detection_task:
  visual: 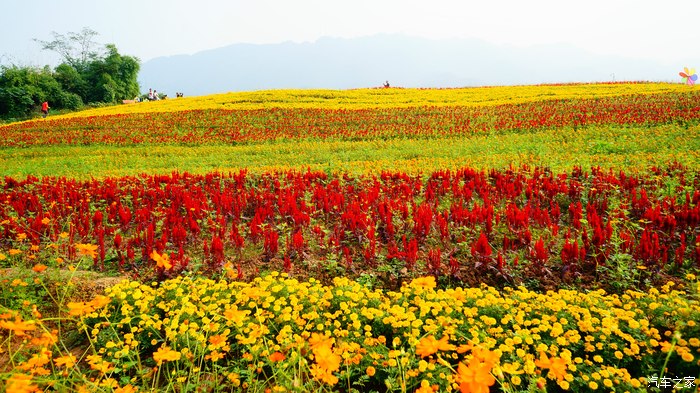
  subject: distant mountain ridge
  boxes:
[139,34,677,97]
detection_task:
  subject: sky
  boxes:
[1,0,698,72]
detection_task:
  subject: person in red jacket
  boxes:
[41,101,49,118]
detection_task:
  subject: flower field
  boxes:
[1,83,700,392]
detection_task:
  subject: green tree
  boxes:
[0,65,69,119]
[83,44,140,103]
[33,27,101,71]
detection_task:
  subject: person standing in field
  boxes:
[41,101,49,118]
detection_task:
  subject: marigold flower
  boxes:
[366,366,376,377]
[32,264,47,273]
[410,276,436,290]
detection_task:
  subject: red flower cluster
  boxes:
[1,164,698,285]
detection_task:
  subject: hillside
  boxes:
[138,34,677,96]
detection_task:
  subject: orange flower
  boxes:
[310,364,339,385]
[223,307,250,325]
[75,243,98,258]
[54,354,77,368]
[270,351,286,362]
[534,352,568,382]
[0,318,36,336]
[313,343,341,372]
[32,264,47,273]
[67,301,95,316]
[455,357,496,393]
[208,334,227,349]
[416,335,454,358]
[366,366,376,377]
[5,373,39,392]
[150,250,173,270]
[153,345,181,365]
[114,385,138,393]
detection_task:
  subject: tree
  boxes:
[0,65,66,119]
[83,44,140,103]
[34,27,101,71]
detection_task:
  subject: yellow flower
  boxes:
[410,276,436,290]
[415,380,436,393]
[153,345,181,365]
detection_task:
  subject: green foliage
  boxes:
[0,31,140,120]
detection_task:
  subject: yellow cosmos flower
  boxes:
[150,250,173,270]
[415,335,454,358]
[54,354,77,368]
[75,243,98,258]
[534,352,568,382]
[153,345,182,365]
[0,318,36,336]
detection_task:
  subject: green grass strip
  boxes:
[2,123,698,179]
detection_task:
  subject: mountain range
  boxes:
[138,34,681,97]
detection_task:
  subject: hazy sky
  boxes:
[1,0,698,69]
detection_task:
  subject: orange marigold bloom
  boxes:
[0,318,36,336]
[455,357,496,393]
[32,264,47,273]
[534,352,568,382]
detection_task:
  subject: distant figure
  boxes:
[148,88,154,101]
[153,90,159,100]
[383,80,390,88]
[176,92,184,98]
[41,101,49,118]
